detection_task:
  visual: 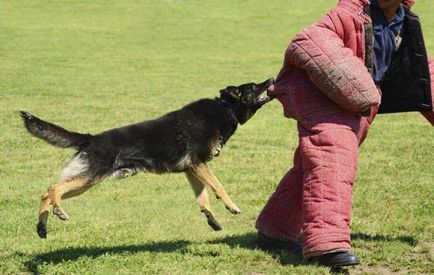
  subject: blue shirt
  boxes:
[370,1,405,84]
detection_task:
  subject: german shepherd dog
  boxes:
[20,78,274,238]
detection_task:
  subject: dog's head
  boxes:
[219,78,274,124]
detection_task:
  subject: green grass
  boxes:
[1,0,433,274]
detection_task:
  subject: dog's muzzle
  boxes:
[257,78,275,105]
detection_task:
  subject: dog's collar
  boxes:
[218,98,238,125]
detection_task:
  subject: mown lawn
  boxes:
[1,0,433,274]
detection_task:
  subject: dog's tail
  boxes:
[19,111,92,149]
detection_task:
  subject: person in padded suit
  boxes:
[256,0,433,267]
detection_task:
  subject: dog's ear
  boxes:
[220,86,240,98]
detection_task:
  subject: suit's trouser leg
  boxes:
[299,113,369,259]
[255,147,303,242]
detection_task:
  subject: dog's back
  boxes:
[88,98,237,176]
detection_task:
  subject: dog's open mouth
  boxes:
[256,78,274,104]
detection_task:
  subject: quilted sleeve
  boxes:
[286,12,380,113]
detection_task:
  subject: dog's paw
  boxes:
[36,222,47,238]
[202,209,223,231]
[207,217,223,231]
[226,204,241,215]
[53,206,69,221]
[112,168,138,179]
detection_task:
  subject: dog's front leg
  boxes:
[186,171,222,231]
[189,163,241,215]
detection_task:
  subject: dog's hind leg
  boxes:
[48,177,92,221]
[189,163,241,215]
[37,192,51,238]
[186,171,223,231]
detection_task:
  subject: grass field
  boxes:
[1,0,433,274]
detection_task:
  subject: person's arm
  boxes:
[400,0,433,126]
[285,7,380,113]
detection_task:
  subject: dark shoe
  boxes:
[308,252,360,267]
[257,232,302,254]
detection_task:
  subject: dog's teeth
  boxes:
[258,96,268,102]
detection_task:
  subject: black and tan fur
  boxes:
[20,78,274,238]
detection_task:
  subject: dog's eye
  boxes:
[227,87,240,98]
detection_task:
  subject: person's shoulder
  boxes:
[334,0,367,14]
[321,0,367,25]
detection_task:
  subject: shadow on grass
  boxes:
[207,233,350,274]
[25,240,190,274]
[24,231,416,274]
[351,232,417,246]
[207,231,417,274]
[207,232,304,266]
